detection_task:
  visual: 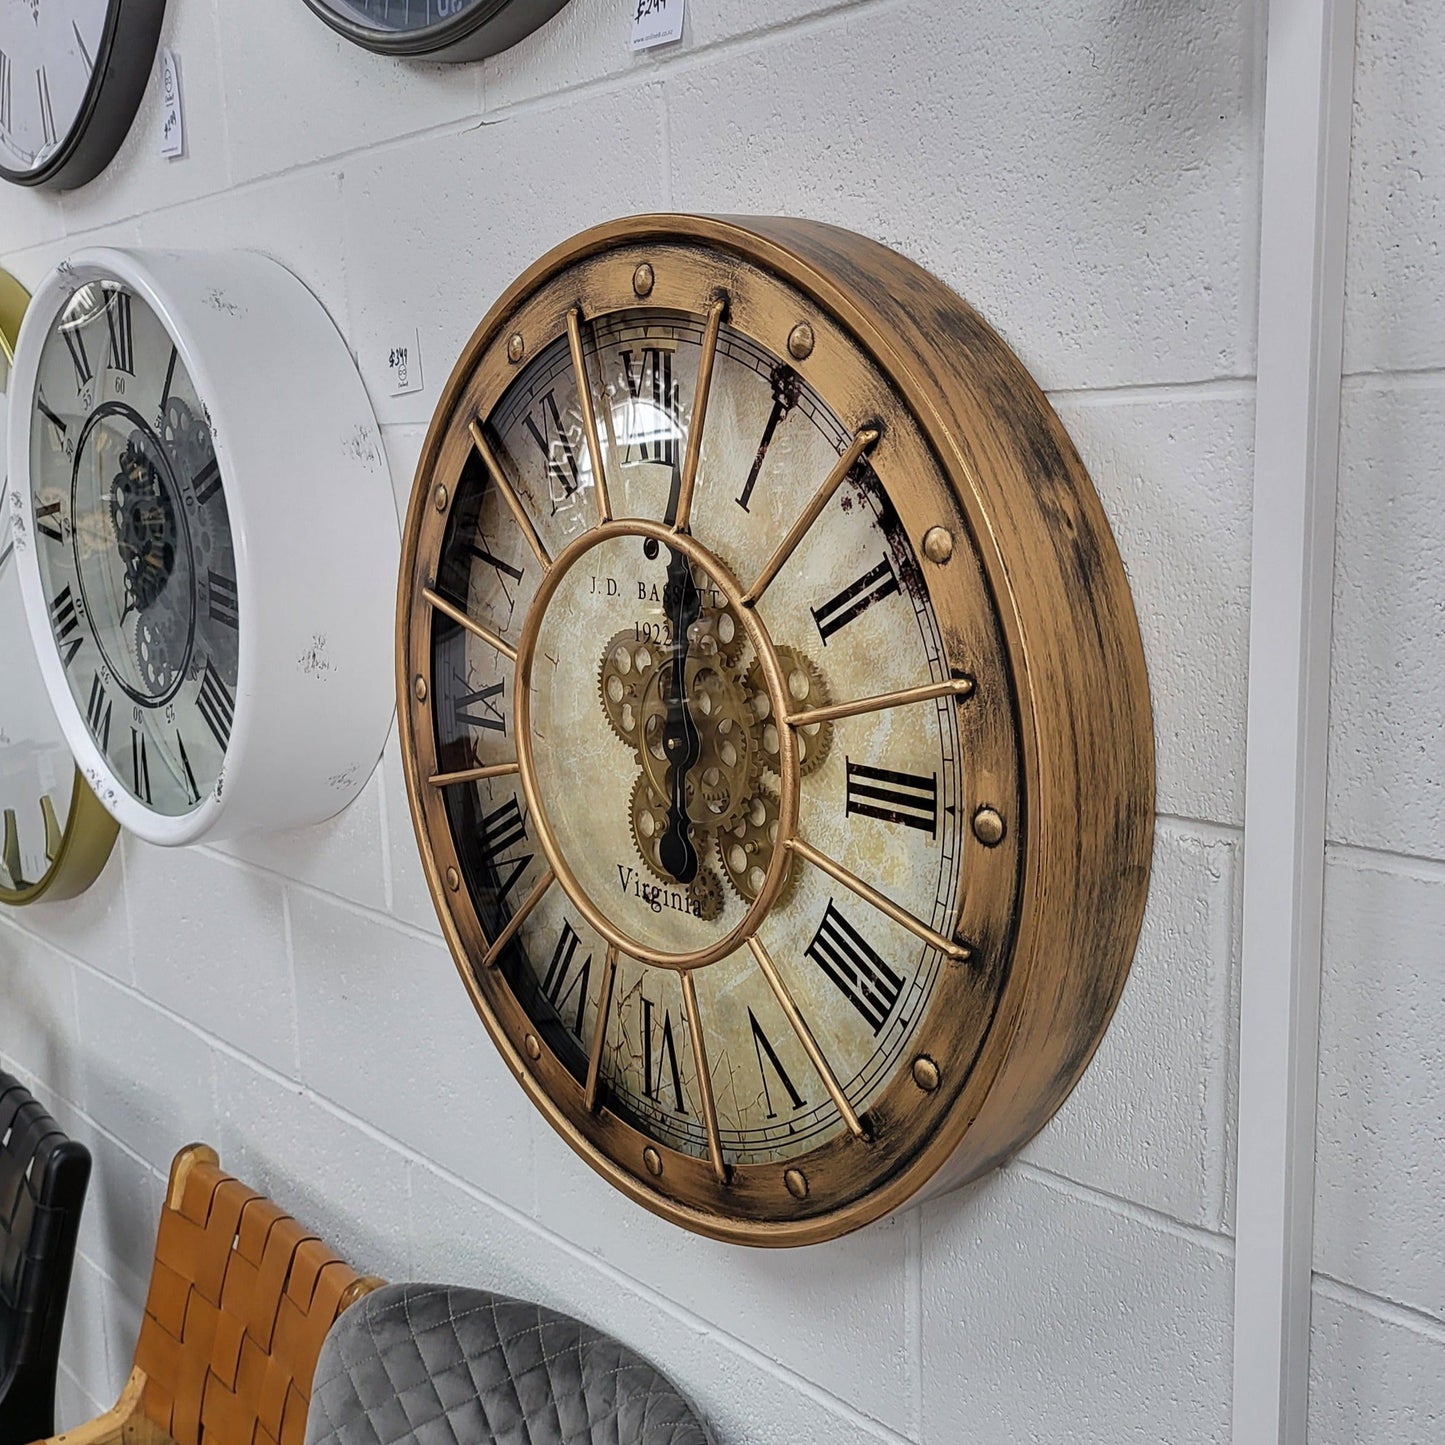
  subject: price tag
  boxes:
[158,49,185,159]
[631,0,685,52]
[385,331,424,397]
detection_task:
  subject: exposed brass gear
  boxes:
[747,646,835,778]
[599,630,659,748]
[718,783,795,908]
[689,866,725,923]
[630,778,724,922]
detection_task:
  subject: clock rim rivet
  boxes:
[973,806,1006,847]
[643,1146,664,1177]
[434,484,449,512]
[923,526,955,565]
[912,1056,941,1093]
[507,332,525,364]
[633,263,656,297]
[784,1168,809,1201]
[523,1033,541,1061]
[413,675,428,703]
[445,866,460,892]
[787,322,815,360]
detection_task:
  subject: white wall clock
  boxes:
[0,266,119,905]
[0,0,166,191]
[297,0,570,60]
[8,249,398,846]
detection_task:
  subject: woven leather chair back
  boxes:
[134,1146,377,1445]
[0,1071,91,1445]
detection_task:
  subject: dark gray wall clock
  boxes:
[298,0,571,60]
[0,0,166,191]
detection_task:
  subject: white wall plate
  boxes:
[8,248,398,846]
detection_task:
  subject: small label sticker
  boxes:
[386,331,424,397]
[631,0,685,51]
[159,49,185,158]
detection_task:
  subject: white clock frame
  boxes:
[8,247,398,846]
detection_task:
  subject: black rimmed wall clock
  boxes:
[297,0,570,60]
[0,0,166,191]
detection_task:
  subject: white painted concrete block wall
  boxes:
[1311,2,1445,1440]
[0,2,1261,1440]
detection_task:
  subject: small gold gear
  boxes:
[717,784,795,907]
[747,646,835,778]
[689,867,725,923]
[599,630,659,748]
[630,778,725,922]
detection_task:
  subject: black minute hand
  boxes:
[657,539,702,885]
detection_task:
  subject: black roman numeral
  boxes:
[541,920,592,1039]
[35,501,64,543]
[62,319,92,390]
[749,1010,806,1118]
[85,674,112,751]
[192,456,222,505]
[106,290,134,374]
[805,900,905,1035]
[0,538,13,577]
[845,760,939,838]
[159,346,178,414]
[452,680,506,735]
[37,393,67,442]
[49,586,83,668]
[0,53,12,134]
[207,572,239,629]
[479,795,532,907]
[36,66,55,149]
[522,391,581,513]
[812,557,901,644]
[72,22,94,74]
[620,346,679,467]
[642,995,687,1114]
[131,729,151,805]
[177,732,201,804]
[470,542,524,586]
[737,365,800,511]
[195,659,235,750]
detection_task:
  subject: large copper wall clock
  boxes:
[0,268,119,905]
[0,0,166,190]
[397,214,1155,1245]
[297,0,570,59]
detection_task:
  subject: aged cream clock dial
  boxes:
[10,249,398,847]
[0,0,166,190]
[398,215,1155,1245]
[0,268,118,905]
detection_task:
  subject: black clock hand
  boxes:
[657,537,702,885]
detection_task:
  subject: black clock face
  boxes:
[298,0,569,59]
[0,0,165,190]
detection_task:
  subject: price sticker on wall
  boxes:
[631,0,685,51]
[158,49,185,159]
[385,330,425,397]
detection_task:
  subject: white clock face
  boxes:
[27,279,240,817]
[431,311,963,1165]
[0,0,110,179]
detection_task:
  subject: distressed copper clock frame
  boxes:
[0,269,119,907]
[397,215,1155,1245]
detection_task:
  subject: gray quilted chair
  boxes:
[305,1282,715,1445]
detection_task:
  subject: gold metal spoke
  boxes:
[2,811,21,886]
[742,427,881,607]
[468,418,552,570]
[41,794,62,863]
[481,868,556,969]
[681,970,729,1184]
[422,587,518,663]
[566,308,611,526]
[584,945,619,1114]
[748,936,867,1140]
[673,297,727,535]
[786,675,975,730]
[787,837,970,963]
[428,761,519,788]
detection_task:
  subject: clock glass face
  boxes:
[1,380,80,897]
[433,312,967,1166]
[0,0,111,179]
[311,0,493,35]
[28,279,240,817]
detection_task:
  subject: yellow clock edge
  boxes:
[0,268,123,909]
